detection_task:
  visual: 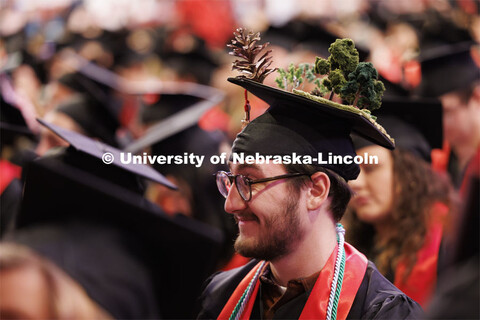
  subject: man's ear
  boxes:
[306,172,330,210]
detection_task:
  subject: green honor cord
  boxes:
[326,223,346,320]
[229,224,346,320]
[230,260,266,320]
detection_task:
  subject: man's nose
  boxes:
[224,184,247,214]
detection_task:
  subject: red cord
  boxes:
[244,89,251,122]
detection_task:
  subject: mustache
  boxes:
[234,212,259,223]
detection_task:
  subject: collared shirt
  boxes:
[259,265,320,320]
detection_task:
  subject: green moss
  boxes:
[292,89,394,144]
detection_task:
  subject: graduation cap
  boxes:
[56,71,121,147]
[33,118,176,191]
[416,41,480,98]
[125,82,225,154]
[0,74,39,152]
[140,93,202,124]
[12,120,224,319]
[263,20,370,61]
[126,87,236,251]
[137,92,215,176]
[161,33,220,85]
[0,94,34,146]
[352,96,443,162]
[227,77,395,181]
[418,9,475,52]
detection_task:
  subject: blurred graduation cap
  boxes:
[228,77,394,181]
[263,19,370,60]
[0,94,34,146]
[353,96,443,162]
[13,119,224,319]
[33,118,176,191]
[418,9,475,52]
[56,50,226,152]
[161,32,220,85]
[116,28,168,68]
[125,82,225,154]
[379,74,411,98]
[0,74,39,150]
[416,41,480,98]
[133,89,231,227]
[127,85,238,266]
[137,92,211,173]
[56,71,122,147]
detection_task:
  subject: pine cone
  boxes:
[227,28,276,83]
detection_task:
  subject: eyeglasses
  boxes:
[215,171,308,202]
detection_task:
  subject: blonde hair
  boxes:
[0,243,113,319]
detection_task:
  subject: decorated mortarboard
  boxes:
[13,120,224,319]
[352,96,443,162]
[226,28,394,181]
[416,41,480,98]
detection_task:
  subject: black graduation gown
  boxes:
[0,178,22,237]
[196,259,423,319]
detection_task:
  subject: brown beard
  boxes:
[234,194,304,261]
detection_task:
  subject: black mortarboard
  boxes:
[352,96,443,162]
[56,71,121,146]
[128,86,237,264]
[263,20,370,61]
[137,92,215,175]
[0,94,34,147]
[379,74,411,98]
[162,34,220,85]
[418,9,474,52]
[125,82,225,153]
[35,118,176,191]
[228,77,394,181]
[416,42,479,98]
[12,120,224,319]
[141,94,202,124]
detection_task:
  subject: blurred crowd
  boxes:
[0,0,479,319]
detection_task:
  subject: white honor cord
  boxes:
[326,224,346,320]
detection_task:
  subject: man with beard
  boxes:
[196,77,423,320]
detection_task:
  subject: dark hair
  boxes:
[346,148,457,281]
[284,163,353,222]
[451,81,479,105]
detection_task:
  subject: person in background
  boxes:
[36,71,122,156]
[0,243,113,320]
[417,42,480,190]
[134,90,238,269]
[3,120,222,319]
[346,97,457,307]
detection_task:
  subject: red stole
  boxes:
[394,202,448,307]
[217,243,368,320]
[0,160,21,194]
